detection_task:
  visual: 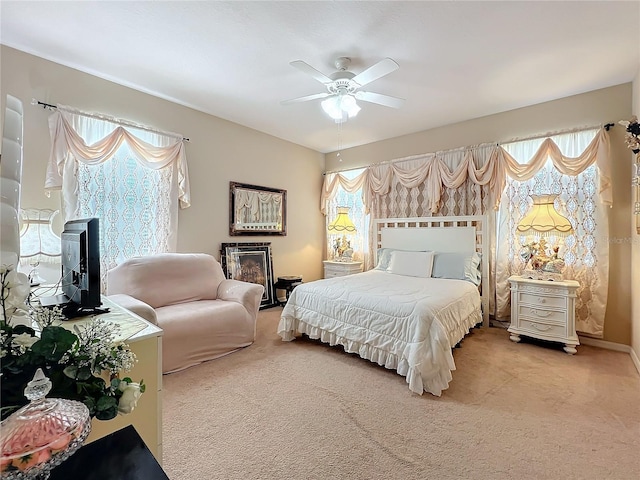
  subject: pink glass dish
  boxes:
[0,369,91,479]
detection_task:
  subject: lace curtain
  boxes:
[368,147,495,219]
[44,108,190,288]
[496,129,608,337]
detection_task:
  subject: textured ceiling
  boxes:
[1,1,639,153]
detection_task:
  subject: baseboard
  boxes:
[578,336,640,376]
[631,348,640,376]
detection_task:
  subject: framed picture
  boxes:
[220,242,277,309]
[229,181,287,236]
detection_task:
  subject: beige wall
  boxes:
[0,46,326,283]
[631,68,640,365]
[326,84,634,345]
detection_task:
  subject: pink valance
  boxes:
[45,110,191,208]
[322,128,611,214]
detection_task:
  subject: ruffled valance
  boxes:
[45,110,191,208]
[322,128,611,214]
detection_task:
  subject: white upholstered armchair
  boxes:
[106,253,264,373]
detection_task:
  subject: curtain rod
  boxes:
[323,141,497,176]
[32,99,190,142]
[323,122,615,176]
[500,122,613,146]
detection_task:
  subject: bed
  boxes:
[277,216,489,396]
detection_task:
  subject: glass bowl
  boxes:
[0,369,91,479]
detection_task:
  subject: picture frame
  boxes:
[220,242,277,309]
[229,181,287,236]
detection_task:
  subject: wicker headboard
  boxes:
[374,215,489,328]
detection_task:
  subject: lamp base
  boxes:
[522,269,563,282]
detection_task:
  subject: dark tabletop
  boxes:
[49,424,169,480]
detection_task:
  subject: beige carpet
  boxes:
[162,307,640,480]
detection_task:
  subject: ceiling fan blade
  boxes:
[351,58,399,87]
[355,91,405,108]
[281,92,331,105]
[290,60,333,84]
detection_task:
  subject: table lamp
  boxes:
[516,194,574,281]
[19,208,61,286]
[327,207,356,262]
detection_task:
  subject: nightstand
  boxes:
[323,260,363,279]
[274,276,302,306]
[508,275,580,354]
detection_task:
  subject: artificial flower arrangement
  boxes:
[0,264,145,474]
[618,115,640,154]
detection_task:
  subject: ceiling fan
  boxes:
[281,57,405,123]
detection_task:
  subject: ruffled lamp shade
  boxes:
[516,194,574,237]
[328,207,357,262]
[516,194,574,281]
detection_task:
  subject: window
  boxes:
[326,168,369,265]
[47,110,188,289]
[495,129,608,336]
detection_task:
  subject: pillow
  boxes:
[388,251,435,278]
[431,252,482,286]
[375,248,422,270]
[374,248,395,270]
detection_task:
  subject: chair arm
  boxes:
[217,279,264,317]
[106,294,158,325]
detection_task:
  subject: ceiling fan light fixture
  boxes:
[321,94,360,122]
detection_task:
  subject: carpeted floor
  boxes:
[162,307,640,480]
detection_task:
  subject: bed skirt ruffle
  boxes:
[277,308,480,396]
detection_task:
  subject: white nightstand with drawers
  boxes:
[508,275,580,354]
[323,260,363,278]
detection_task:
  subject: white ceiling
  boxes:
[1,1,639,153]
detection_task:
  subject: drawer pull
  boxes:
[530,308,552,318]
[529,322,552,331]
[538,298,546,304]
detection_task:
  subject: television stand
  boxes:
[38,294,110,319]
[61,303,110,320]
[39,293,71,308]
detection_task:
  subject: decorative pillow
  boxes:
[431,252,482,285]
[388,251,435,278]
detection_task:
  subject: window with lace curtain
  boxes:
[495,128,608,337]
[46,110,188,290]
[326,169,369,264]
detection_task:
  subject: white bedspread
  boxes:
[277,270,481,396]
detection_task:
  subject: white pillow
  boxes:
[388,251,434,278]
[431,252,482,286]
[374,248,412,271]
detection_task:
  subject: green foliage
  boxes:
[0,320,142,422]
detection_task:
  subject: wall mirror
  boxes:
[229,181,287,236]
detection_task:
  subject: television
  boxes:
[40,217,106,317]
